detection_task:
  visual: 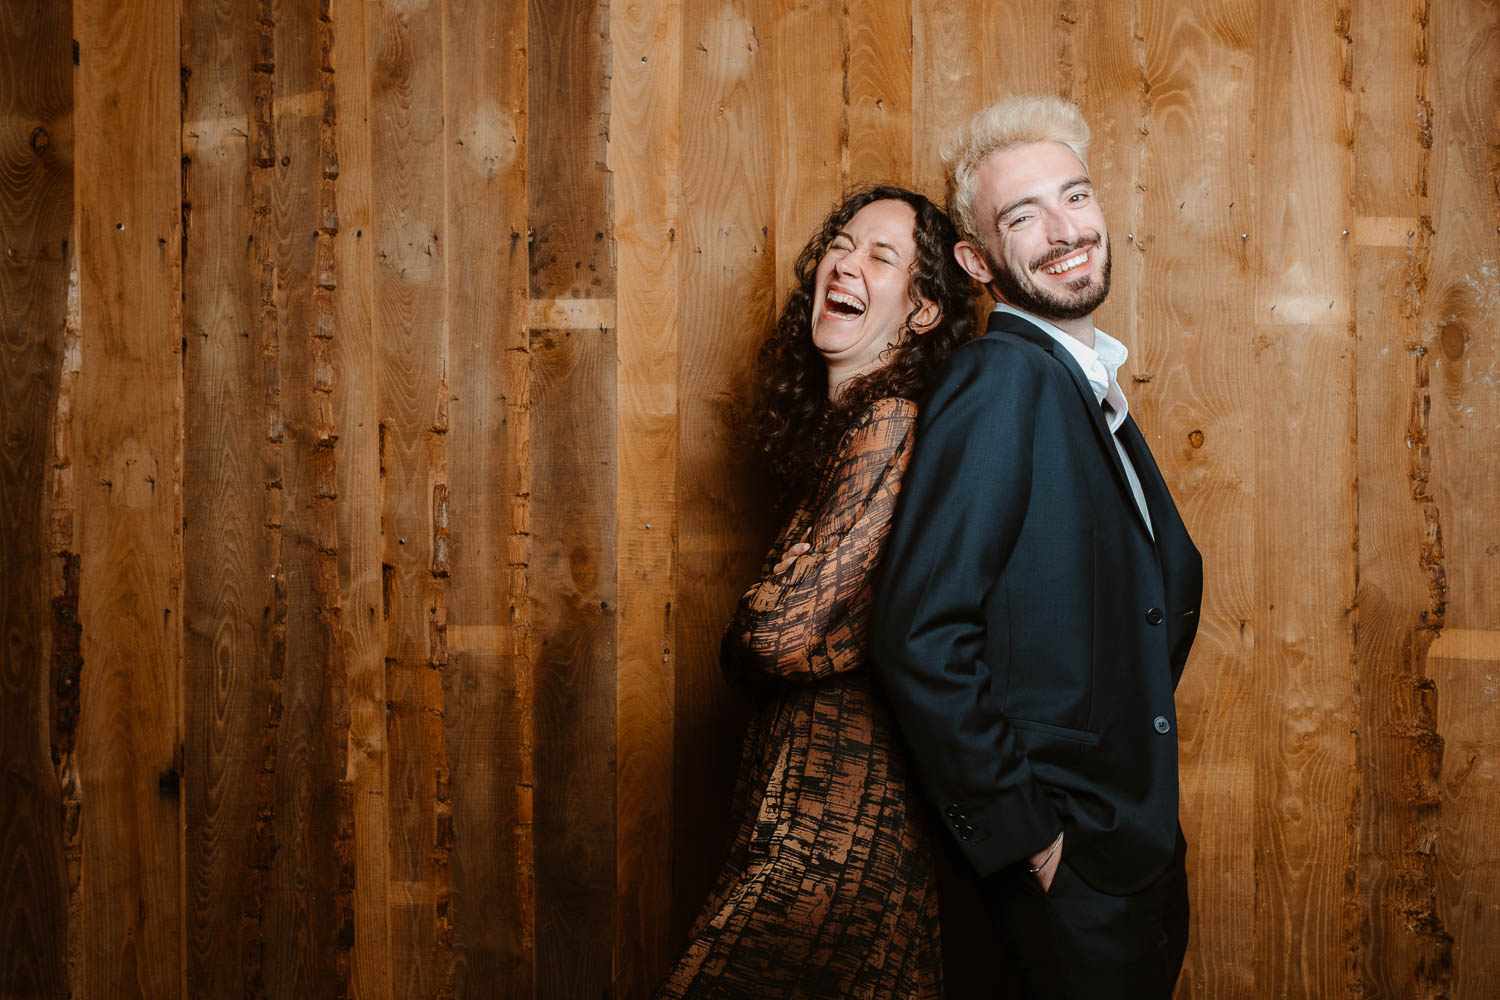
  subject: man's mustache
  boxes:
[1031,235,1104,272]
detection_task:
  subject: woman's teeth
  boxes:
[826,290,866,316]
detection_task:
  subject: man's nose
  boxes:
[1044,207,1079,244]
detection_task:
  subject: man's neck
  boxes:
[1052,315,1096,349]
[993,299,1096,350]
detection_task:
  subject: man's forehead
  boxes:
[977,142,1091,205]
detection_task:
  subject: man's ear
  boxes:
[954,241,993,284]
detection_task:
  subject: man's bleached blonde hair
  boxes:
[942,95,1092,248]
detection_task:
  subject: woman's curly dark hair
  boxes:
[749,185,978,507]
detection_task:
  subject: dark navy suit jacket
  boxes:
[871,308,1202,895]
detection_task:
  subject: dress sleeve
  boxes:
[722,398,917,684]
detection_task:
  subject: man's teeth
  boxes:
[1044,251,1088,275]
[827,290,866,315]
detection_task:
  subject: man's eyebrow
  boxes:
[996,176,1094,223]
[996,195,1040,221]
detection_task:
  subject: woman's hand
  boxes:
[772,541,812,575]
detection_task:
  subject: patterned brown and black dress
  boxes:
[656,397,942,999]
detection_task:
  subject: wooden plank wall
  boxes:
[1,1,1496,998]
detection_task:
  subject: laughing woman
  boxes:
[654,187,977,999]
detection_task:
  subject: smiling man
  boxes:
[871,96,1204,998]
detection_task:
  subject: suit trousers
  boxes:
[980,837,1189,1000]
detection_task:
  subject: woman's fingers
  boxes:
[773,542,812,575]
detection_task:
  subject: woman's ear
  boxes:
[908,299,940,333]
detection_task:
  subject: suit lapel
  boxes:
[987,311,1150,537]
[1118,415,1195,562]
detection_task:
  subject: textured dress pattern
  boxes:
[655,398,942,999]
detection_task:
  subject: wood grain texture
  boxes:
[844,0,912,190]
[1432,635,1500,1000]
[0,0,73,994]
[327,1,395,996]
[528,1,617,995]
[672,0,780,948]
[72,0,185,996]
[527,0,612,301]
[609,0,681,994]
[180,0,275,995]
[1125,1,1258,996]
[528,326,618,998]
[772,0,842,302]
[1349,0,1450,996]
[1249,1,1358,996]
[368,0,453,993]
[260,0,351,992]
[1424,1,1500,995]
[910,2,982,202]
[440,0,533,993]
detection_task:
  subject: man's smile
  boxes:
[1042,250,1090,275]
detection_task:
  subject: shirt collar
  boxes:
[991,303,1131,426]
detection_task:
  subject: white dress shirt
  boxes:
[993,304,1155,538]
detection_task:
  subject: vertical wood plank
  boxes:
[771,0,842,301]
[440,0,533,993]
[1125,1,1258,996]
[975,2,1072,102]
[180,1,275,995]
[844,0,911,189]
[1249,0,1358,995]
[610,0,680,996]
[1348,0,1450,995]
[256,0,354,993]
[0,0,74,994]
[528,0,617,994]
[911,2,983,201]
[1424,1,1500,993]
[673,0,779,946]
[1432,635,1500,997]
[527,0,613,302]
[71,0,185,995]
[328,0,393,994]
[368,0,453,993]
[528,328,618,998]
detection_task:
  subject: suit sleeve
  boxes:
[723,398,916,685]
[870,341,1063,876]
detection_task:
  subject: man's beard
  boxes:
[989,237,1112,321]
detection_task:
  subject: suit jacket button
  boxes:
[958,829,974,841]
[1153,715,1171,734]
[1146,607,1165,625]
[946,805,963,820]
